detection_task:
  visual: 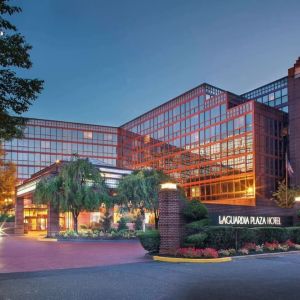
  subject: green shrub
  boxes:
[236,227,257,247]
[134,215,143,231]
[189,227,258,249]
[202,226,236,249]
[250,227,288,243]
[186,219,210,235]
[286,227,300,243]
[117,217,128,231]
[0,214,15,222]
[100,210,112,233]
[183,199,208,222]
[185,232,208,248]
[137,230,160,253]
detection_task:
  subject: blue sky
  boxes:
[10,0,300,126]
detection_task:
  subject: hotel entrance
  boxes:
[24,207,47,231]
[24,206,47,231]
[23,204,66,232]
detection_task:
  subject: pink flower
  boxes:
[202,248,218,258]
[243,243,256,251]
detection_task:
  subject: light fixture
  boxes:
[246,186,254,195]
[160,182,177,190]
[295,196,300,202]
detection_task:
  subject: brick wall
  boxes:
[158,189,185,255]
[288,57,300,186]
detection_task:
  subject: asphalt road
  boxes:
[1,253,300,300]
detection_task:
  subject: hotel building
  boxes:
[4,57,300,230]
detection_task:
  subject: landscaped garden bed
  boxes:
[56,229,139,241]
[176,240,300,259]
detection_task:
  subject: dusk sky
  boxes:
[11,0,300,126]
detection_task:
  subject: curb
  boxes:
[231,250,300,259]
[37,237,58,242]
[153,256,232,263]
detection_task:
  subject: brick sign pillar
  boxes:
[47,203,60,237]
[15,197,24,234]
[158,183,185,255]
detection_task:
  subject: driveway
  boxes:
[0,235,147,273]
[1,253,300,300]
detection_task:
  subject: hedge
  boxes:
[185,219,210,235]
[251,227,288,244]
[185,232,208,248]
[184,226,300,250]
[138,230,160,253]
[286,227,300,244]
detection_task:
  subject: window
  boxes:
[83,131,93,139]
[41,141,50,149]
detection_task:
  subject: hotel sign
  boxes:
[210,214,293,227]
[218,215,281,226]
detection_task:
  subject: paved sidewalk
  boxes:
[0,235,147,273]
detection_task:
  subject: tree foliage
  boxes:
[272,180,298,208]
[34,158,110,232]
[116,168,170,229]
[0,143,16,213]
[0,0,44,140]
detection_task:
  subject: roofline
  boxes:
[240,76,288,97]
[120,82,227,128]
[23,117,119,129]
[17,160,133,188]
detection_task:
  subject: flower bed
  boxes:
[56,229,138,240]
[175,240,300,259]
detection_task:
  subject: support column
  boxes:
[47,203,59,237]
[158,184,185,255]
[15,197,24,235]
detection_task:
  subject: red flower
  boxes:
[243,243,256,251]
[284,239,295,248]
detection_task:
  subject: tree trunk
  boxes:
[154,210,159,230]
[72,211,79,233]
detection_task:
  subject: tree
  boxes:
[272,180,298,208]
[34,158,110,232]
[99,209,112,233]
[0,143,16,213]
[34,176,62,209]
[0,0,43,140]
[117,168,170,229]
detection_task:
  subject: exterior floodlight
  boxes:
[295,196,300,202]
[247,186,254,195]
[161,182,177,190]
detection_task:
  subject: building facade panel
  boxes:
[288,58,300,186]
[3,119,118,181]
[2,57,300,216]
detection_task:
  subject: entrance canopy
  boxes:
[15,160,132,235]
[16,160,132,198]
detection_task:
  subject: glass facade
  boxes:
[241,77,288,112]
[3,119,118,180]
[3,79,289,207]
[120,85,260,205]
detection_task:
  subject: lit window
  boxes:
[83,131,93,139]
